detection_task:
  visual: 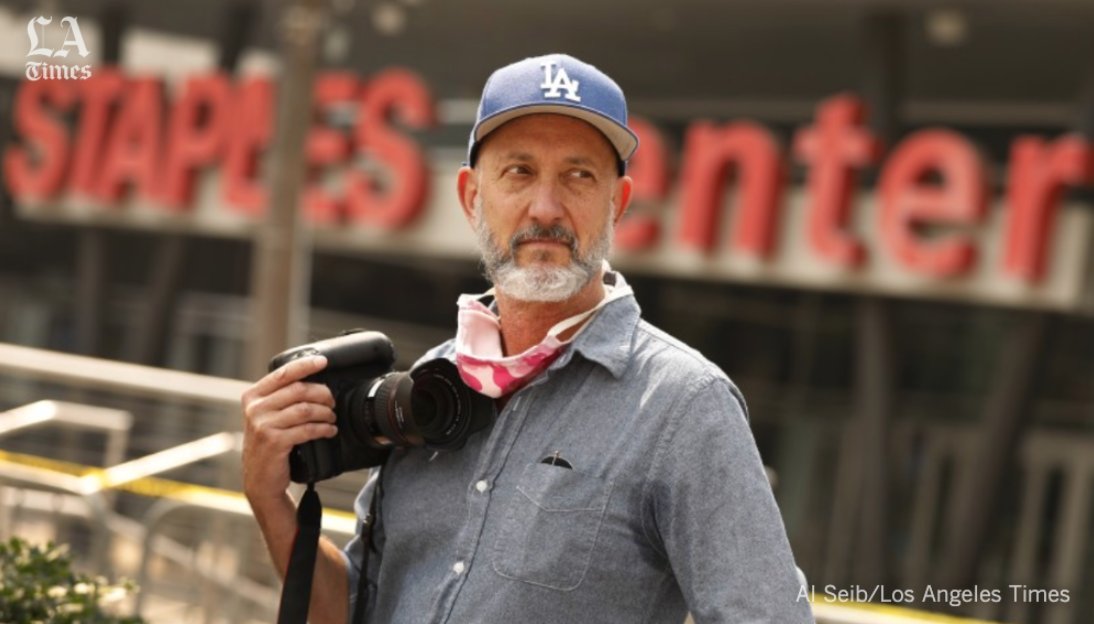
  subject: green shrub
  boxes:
[0,537,144,623]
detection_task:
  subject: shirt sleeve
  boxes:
[644,376,814,623]
[344,469,384,622]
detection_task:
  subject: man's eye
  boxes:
[505,165,531,176]
[569,169,594,180]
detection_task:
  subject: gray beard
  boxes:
[474,199,613,302]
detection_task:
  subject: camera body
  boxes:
[268,331,493,483]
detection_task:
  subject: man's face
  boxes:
[462,114,630,302]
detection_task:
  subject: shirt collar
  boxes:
[549,270,640,379]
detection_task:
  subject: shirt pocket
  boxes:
[492,462,614,591]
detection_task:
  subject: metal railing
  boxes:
[0,342,357,622]
[0,342,249,406]
[897,422,1094,624]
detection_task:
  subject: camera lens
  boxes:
[410,360,493,450]
[412,372,462,442]
[349,359,493,454]
[365,372,419,447]
[330,355,494,476]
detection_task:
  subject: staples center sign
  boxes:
[4,69,1094,311]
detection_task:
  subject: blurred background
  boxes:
[0,0,1092,622]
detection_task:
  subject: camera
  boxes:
[268,330,494,483]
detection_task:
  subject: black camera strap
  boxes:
[351,487,379,624]
[277,482,322,624]
[276,479,381,624]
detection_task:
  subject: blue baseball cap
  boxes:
[467,53,639,173]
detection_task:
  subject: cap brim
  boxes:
[474,103,638,162]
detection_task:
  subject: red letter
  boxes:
[3,80,75,199]
[303,72,359,224]
[615,116,669,251]
[1002,135,1094,282]
[96,77,165,202]
[69,69,124,196]
[221,76,273,215]
[878,130,989,277]
[793,94,882,268]
[161,73,232,208]
[677,121,785,257]
[345,68,434,229]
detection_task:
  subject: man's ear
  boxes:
[612,175,634,225]
[457,166,479,226]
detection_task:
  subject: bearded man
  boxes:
[241,53,813,624]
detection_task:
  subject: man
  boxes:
[242,53,813,623]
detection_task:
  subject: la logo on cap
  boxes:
[540,60,580,102]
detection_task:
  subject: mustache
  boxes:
[509,223,578,253]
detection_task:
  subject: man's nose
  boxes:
[527,179,565,224]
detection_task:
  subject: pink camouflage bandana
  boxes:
[454,276,633,398]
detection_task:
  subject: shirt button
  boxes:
[475,480,490,493]
[453,560,466,574]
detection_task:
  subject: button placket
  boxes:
[440,393,531,623]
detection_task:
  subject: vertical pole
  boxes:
[72,1,127,359]
[133,238,185,365]
[244,0,326,380]
[861,13,905,147]
[73,230,107,356]
[940,313,1047,589]
[852,11,904,587]
[851,298,895,586]
[822,10,908,586]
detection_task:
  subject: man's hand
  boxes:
[241,355,337,504]
[240,355,351,624]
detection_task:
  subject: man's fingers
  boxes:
[244,355,328,403]
[248,418,338,459]
[254,402,337,431]
[252,417,338,449]
[250,380,335,415]
[282,422,339,447]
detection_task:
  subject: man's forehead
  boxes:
[495,151,601,167]
[476,114,617,165]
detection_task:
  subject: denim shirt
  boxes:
[344,276,813,623]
